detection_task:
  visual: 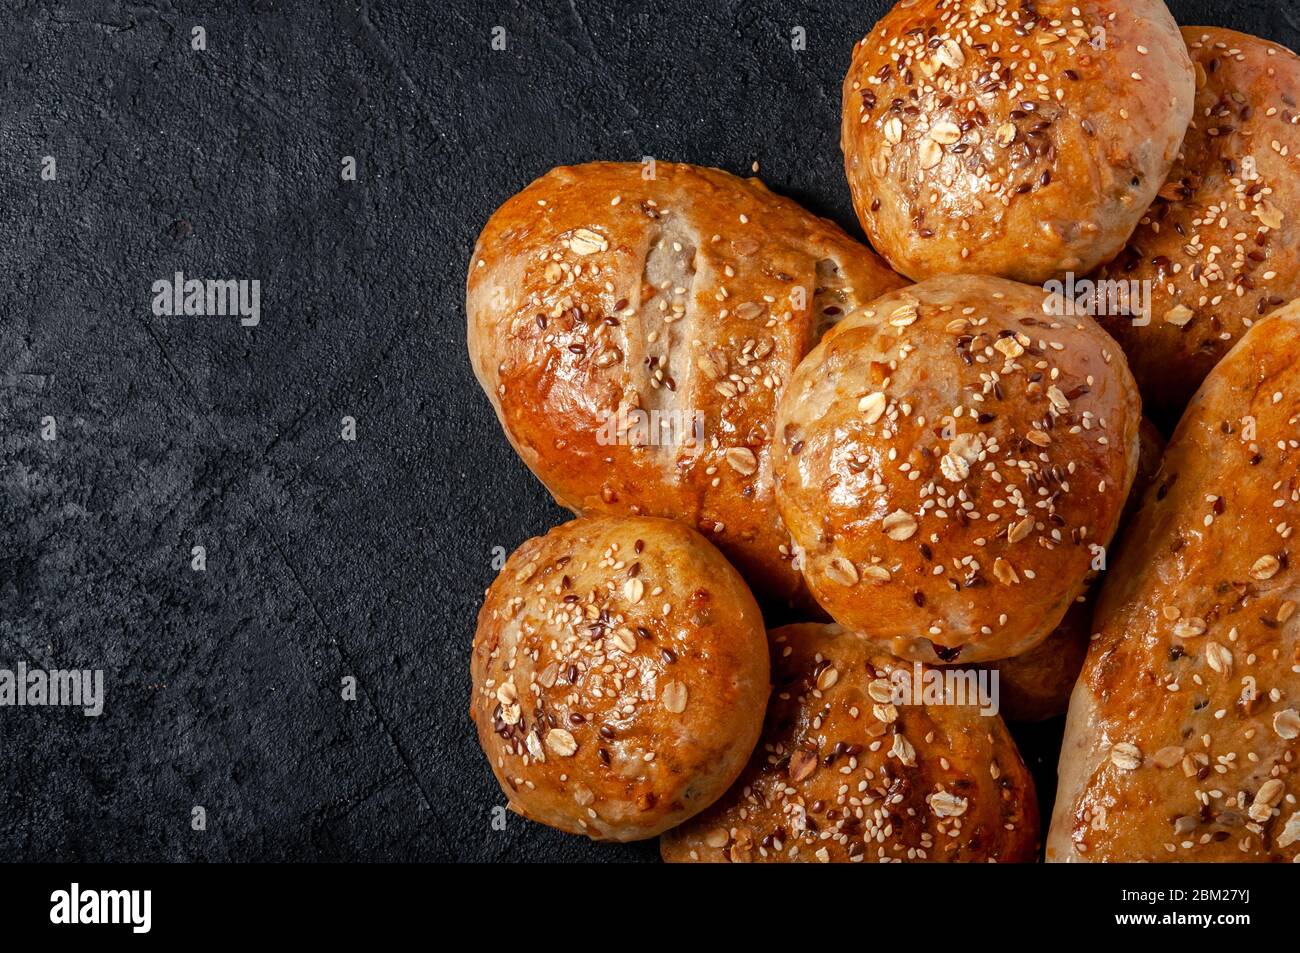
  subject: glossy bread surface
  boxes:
[1049,301,1300,862]
[774,274,1141,664]
[467,162,905,606]
[471,516,770,841]
[1094,27,1300,423]
[842,0,1194,283]
[977,417,1164,721]
[661,623,1039,862]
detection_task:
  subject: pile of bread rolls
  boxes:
[465,0,1300,863]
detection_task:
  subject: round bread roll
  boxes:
[661,623,1039,862]
[773,275,1142,664]
[973,416,1164,721]
[841,0,1194,284]
[470,515,770,841]
[1094,28,1300,423]
[467,162,906,608]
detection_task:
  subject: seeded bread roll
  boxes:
[1048,301,1300,862]
[471,515,769,842]
[660,623,1039,862]
[841,0,1194,284]
[773,275,1141,664]
[1094,28,1300,424]
[975,417,1164,722]
[467,162,906,608]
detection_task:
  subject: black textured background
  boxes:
[2,0,1296,863]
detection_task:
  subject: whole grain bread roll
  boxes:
[661,623,1039,862]
[973,417,1165,722]
[774,274,1142,664]
[1048,300,1300,862]
[467,162,906,607]
[471,516,770,842]
[1094,28,1300,424]
[841,0,1194,284]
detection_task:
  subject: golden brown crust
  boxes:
[981,599,1091,723]
[1095,28,1300,423]
[1048,301,1300,862]
[467,162,906,607]
[841,0,1194,284]
[978,417,1164,721]
[774,275,1142,664]
[661,623,1039,862]
[470,516,770,842]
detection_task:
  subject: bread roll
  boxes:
[974,417,1164,722]
[471,516,770,842]
[661,623,1039,862]
[841,0,1194,284]
[1048,301,1300,862]
[467,162,906,607]
[1094,28,1300,423]
[774,274,1141,664]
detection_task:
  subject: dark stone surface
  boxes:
[1,0,1295,862]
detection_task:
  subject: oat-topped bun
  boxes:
[1094,28,1300,423]
[471,515,769,842]
[1048,301,1300,862]
[467,162,905,609]
[660,623,1039,862]
[773,275,1141,664]
[841,0,1194,284]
